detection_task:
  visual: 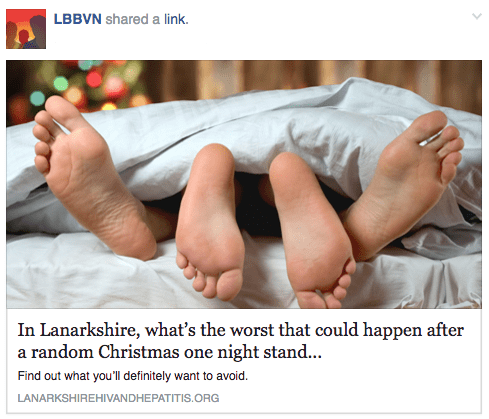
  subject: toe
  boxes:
[444,150,463,165]
[193,271,206,292]
[45,96,91,131]
[33,124,52,143]
[34,110,65,138]
[408,111,447,143]
[296,291,327,309]
[183,263,196,279]
[426,126,460,150]
[440,152,462,185]
[437,138,464,159]
[324,293,342,309]
[216,268,243,301]
[202,276,218,299]
[34,155,49,174]
[338,274,351,289]
[451,137,465,152]
[344,258,356,275]
[176,250,188,269]
[441,126,460,143]
[35,141,50,157]
[333,286,347,300]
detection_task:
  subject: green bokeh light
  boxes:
[30,91,45,106]
[124,61,142,85]
[78,60,93,71]
[53,76,69,91]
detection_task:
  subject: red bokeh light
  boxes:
[86,70,103,88]
[8,95,31,125]
[61,60,80,69]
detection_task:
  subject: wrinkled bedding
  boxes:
[6,78,482,308]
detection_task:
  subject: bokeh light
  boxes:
[40,61,57,86]
[101,102,117,111]
[7,60,150,126]
[86,70,103,88]
[63,86,87,108]
[61,60,79,68]
[8,95,31,125]
[53,76,69,91]
[109,60,127,66]
[68,73,86,88]
[124,61,143,85]
[104,76,128,99]
[78,60,94,71]
[129,94,151,107]
[30,91,45,106]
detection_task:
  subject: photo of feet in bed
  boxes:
[31,96,464,308]
[6,61,482,309]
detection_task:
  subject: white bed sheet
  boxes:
[7,233,481,309]
[6,78,482,309]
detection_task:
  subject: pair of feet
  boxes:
[33,96,464,308]
[175,144,355,309]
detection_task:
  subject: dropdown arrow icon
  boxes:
[472,13,482,20]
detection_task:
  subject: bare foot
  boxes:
[269,152,356,309]
[33,96,171,261]
[342,111,464,261]
[175,144,245,301]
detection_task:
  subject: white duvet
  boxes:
[6,78,482,309]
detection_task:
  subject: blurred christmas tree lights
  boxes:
[7,60,151,126]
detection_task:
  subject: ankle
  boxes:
[342,202,386,261]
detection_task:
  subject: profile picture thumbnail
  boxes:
[6,9,46,49]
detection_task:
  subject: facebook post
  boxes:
[3,1,485,418]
